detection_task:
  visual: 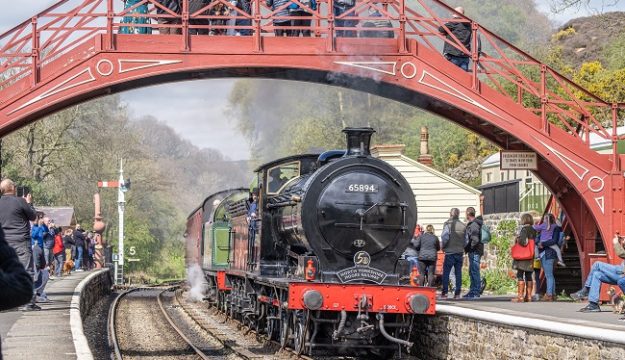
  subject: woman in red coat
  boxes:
[52,231,64,277]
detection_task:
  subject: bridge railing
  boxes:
[0,0,623,149]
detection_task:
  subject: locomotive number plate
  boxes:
[346,184,378,193]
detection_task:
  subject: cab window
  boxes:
[267,161,300,194]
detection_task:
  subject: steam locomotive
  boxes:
[185,128,436,357]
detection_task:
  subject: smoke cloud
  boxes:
[186,264,209,302]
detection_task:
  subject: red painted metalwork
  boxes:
[288,282,436,314]
[216,270,231,291]
[1,0,624,284]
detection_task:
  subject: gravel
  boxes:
[83,292,116,360]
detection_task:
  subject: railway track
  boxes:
[109,285,415,359]
[108,285,244,360]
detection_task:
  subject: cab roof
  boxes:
[253,154,321,173]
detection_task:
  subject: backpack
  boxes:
[480,223,492,244]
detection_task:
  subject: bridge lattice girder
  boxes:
[1,0,624,280]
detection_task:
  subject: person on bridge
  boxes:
[359,7,394,39]
[463,207,483,299]
[573,235,625,312]
[155,0,181,35]
[440,208,466,299]
[333,0,357,37]
[120,0,153,35]
[288,0,317,37]
[0,179,38,311]
[267,0,292,36]
[438,6,473,72]
[511,214,537,302]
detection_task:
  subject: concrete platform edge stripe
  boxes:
[438,304,625,345]
[70,269,107,360]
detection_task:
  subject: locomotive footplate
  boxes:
[288,283,436,315]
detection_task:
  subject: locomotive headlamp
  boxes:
[303,290,324,310]
[406,294,430,314]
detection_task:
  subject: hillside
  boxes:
[552,11,625,69]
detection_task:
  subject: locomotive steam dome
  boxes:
[298,128,417,273]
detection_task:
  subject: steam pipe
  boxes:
[376,313,413,348]
[332,310,347,340]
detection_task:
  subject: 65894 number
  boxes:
[346,184,378,193]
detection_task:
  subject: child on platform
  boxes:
[533,213,566,267]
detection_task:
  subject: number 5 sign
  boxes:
[128,246,136,256]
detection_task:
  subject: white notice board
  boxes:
[500,151,538,170]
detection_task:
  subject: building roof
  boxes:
[35,207,75,227]
[371,144,481,195]
[481,126,625,168]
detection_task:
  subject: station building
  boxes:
[480,126,625,214]
[371,130,481,234]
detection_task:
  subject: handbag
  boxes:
[511,238,535,261]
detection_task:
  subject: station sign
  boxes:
[500,151,537,170]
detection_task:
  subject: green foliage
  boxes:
[552,27,576,41]
[483,220,517,294]
[1,96,246,280]
[602,33,625,70]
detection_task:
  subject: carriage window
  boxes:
[267,162,300,194]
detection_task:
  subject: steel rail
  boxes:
[156,286,214,360]
[108,283,198,360]
[173,288,325,360]
[107,287,146,360]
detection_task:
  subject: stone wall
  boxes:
[411,313,625,360]
[78,269,112,318]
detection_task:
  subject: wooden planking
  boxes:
[375,153,481,234]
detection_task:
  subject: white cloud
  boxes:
[535,0,625,24]
[1,2,249,160]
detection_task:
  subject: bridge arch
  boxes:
[1,0,624,280]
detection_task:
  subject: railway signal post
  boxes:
[98,159,130,285]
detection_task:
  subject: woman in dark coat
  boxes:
[512,213,537,302]
[413,224,440,287]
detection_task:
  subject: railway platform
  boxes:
[440,296,625,340]
[0,269,108,360]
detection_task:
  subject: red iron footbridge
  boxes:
[0,0,624,282]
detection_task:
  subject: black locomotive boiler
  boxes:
[185,128,436,358]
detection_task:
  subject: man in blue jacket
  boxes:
[464,207,483,299]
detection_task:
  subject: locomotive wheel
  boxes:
[292,310,309,355]
[279,311,292,349]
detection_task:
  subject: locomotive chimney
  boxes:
[343,127,376,156]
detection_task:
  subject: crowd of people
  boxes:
[404,207,625,319]
[0,179,98,311]
[119,0,396,38]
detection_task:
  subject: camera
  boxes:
[16,186,31,197]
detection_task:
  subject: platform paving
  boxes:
[0,270,93,360]
[440,295,625,332]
